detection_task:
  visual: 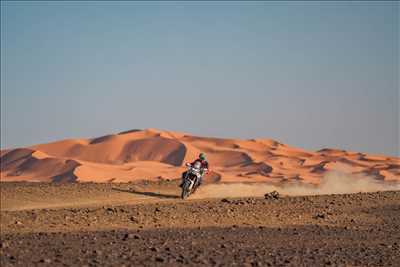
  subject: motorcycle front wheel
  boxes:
[181,180,190,199]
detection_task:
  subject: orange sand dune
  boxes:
[1,128,399,183]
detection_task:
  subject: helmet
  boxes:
[199,153,206,160]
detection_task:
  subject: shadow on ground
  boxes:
[112,187,180,199]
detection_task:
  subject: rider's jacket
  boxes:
[190,159,209,172]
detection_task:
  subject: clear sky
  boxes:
[1,1,399,156]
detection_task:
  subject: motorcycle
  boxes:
[181,161,202,199]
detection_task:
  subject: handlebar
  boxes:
[185,163,210,174]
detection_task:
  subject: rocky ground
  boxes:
[1,182,399,266]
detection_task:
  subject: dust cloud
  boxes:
[194,172,400,199]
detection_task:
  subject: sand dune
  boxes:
[1,128,399,183]
[0,148,80,182]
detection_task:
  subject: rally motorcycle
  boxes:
[181,161,202,199]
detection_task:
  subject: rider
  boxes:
[180,153,209,187]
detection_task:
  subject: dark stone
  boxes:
[155,257,164,262]
[264,191,280,200]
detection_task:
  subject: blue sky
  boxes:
[1,1,399,156]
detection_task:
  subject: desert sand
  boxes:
[1,128,399,184]
[1,182,399,266]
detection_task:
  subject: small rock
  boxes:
[15,221,23,225]
[155,256,164,262]
[0,241,9,248]
[93,250,102,256]
[246,199,256,204]
[264,191,280,200]
[129,216,139,223]
[221,198,231,203]
[106,207,116,213]
[314,213,325,219]
[122,233,140,241]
